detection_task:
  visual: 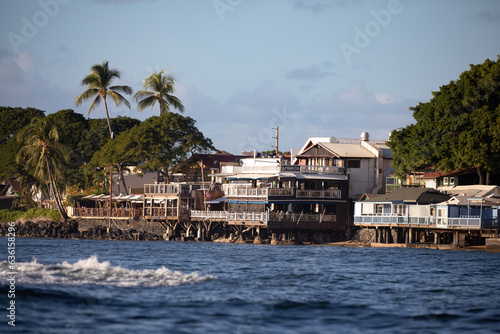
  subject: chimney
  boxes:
[361,132,369,141]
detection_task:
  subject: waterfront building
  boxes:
[293,132,394,200]
[353,187,500,246]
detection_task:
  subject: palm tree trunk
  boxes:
[159,98,164,116]
[102,96,113,138]
[46,160,68,221]
[119,164,129,195]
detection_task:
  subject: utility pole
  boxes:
[272,126,279,156]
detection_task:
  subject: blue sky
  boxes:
[1,0,499,154]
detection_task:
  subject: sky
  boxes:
[0,0,499,155]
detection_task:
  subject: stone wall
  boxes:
[352,228,375,244]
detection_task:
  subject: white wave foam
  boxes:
[0,255,215,287]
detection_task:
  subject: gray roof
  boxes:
[363,188,451,204]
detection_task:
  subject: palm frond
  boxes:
[134,90,155,101]
[88,95,102,114]
[75,88,99,106]
[137,95,157,111]
[110,85,133,96]
[108,90,131,108]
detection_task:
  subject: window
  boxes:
[347,160,361,168]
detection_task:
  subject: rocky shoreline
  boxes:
[0,219,164,241]
[1,219,498,252]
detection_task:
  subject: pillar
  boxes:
[408,228,413,244]
[434,232,439,245]
[385,229,389,244]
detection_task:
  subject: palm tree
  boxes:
[17,118,70,221]
[134,71,184,116]
[75,61,132,138]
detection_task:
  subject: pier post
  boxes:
[408,228,413,244]
[385,229,389,244]
[434,232,439,245]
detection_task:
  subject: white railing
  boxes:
[296,189,341,199]
[227,212,269,222]
[227,187,268,197]
[447,217,482,228]
[144,184,211,195]
[354,214,484,229]
[190,210,227,220]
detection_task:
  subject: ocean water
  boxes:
[1,238,500,334]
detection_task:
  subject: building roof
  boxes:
[363,188,451,204]
[436,195,500,207]
[438,185,500,198]
[319,143,375,158]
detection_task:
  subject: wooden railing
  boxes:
[73,207,142,219]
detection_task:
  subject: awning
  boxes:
[206,196,227,204]
[227,200,268,204]
[82,194,144,202]
[227,173,278,180]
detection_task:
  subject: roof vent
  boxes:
[361,132,369,141]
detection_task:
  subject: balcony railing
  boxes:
[144,207,179,218]
[227,186,341,199]
[227,187,268,197]
[354,214,486,229]
[73,207,142,219]
[268,188,294,196]
[447,217,482,228]
[190,210,226,220]
[269,212,336,223]
[144,184,211,195]
[227,212,269,222]
[296,189,341,199]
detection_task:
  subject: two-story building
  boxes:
[293,133,394,200]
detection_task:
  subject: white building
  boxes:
[293,133,394,199]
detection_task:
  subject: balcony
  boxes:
[227,212,268,223]
[190,210,226,220]
[269,212,336,223]
[296,189,341,199]
[72,207,142,219]
[144,183,211,195]
[227,187,268,197]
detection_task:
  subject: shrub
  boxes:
[0,207,61,222]
[0,208,25,222]
[23,208,61,221]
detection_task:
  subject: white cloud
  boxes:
[375,92,397,104]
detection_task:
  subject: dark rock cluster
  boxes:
[0,220,164,241]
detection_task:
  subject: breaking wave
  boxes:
[0,255,215,287]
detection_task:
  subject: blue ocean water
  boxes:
[1,238,500,334]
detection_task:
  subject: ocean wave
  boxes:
[0,255,215,287]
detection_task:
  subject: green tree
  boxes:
[134,71,184,116]
[0,107,45,146]
[16,118,70,220]
[75,61,133,138]
[91,113,215,182]
[389,57,500,184]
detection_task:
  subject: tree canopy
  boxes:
[90,113,216,182]
[389,57,500,184]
